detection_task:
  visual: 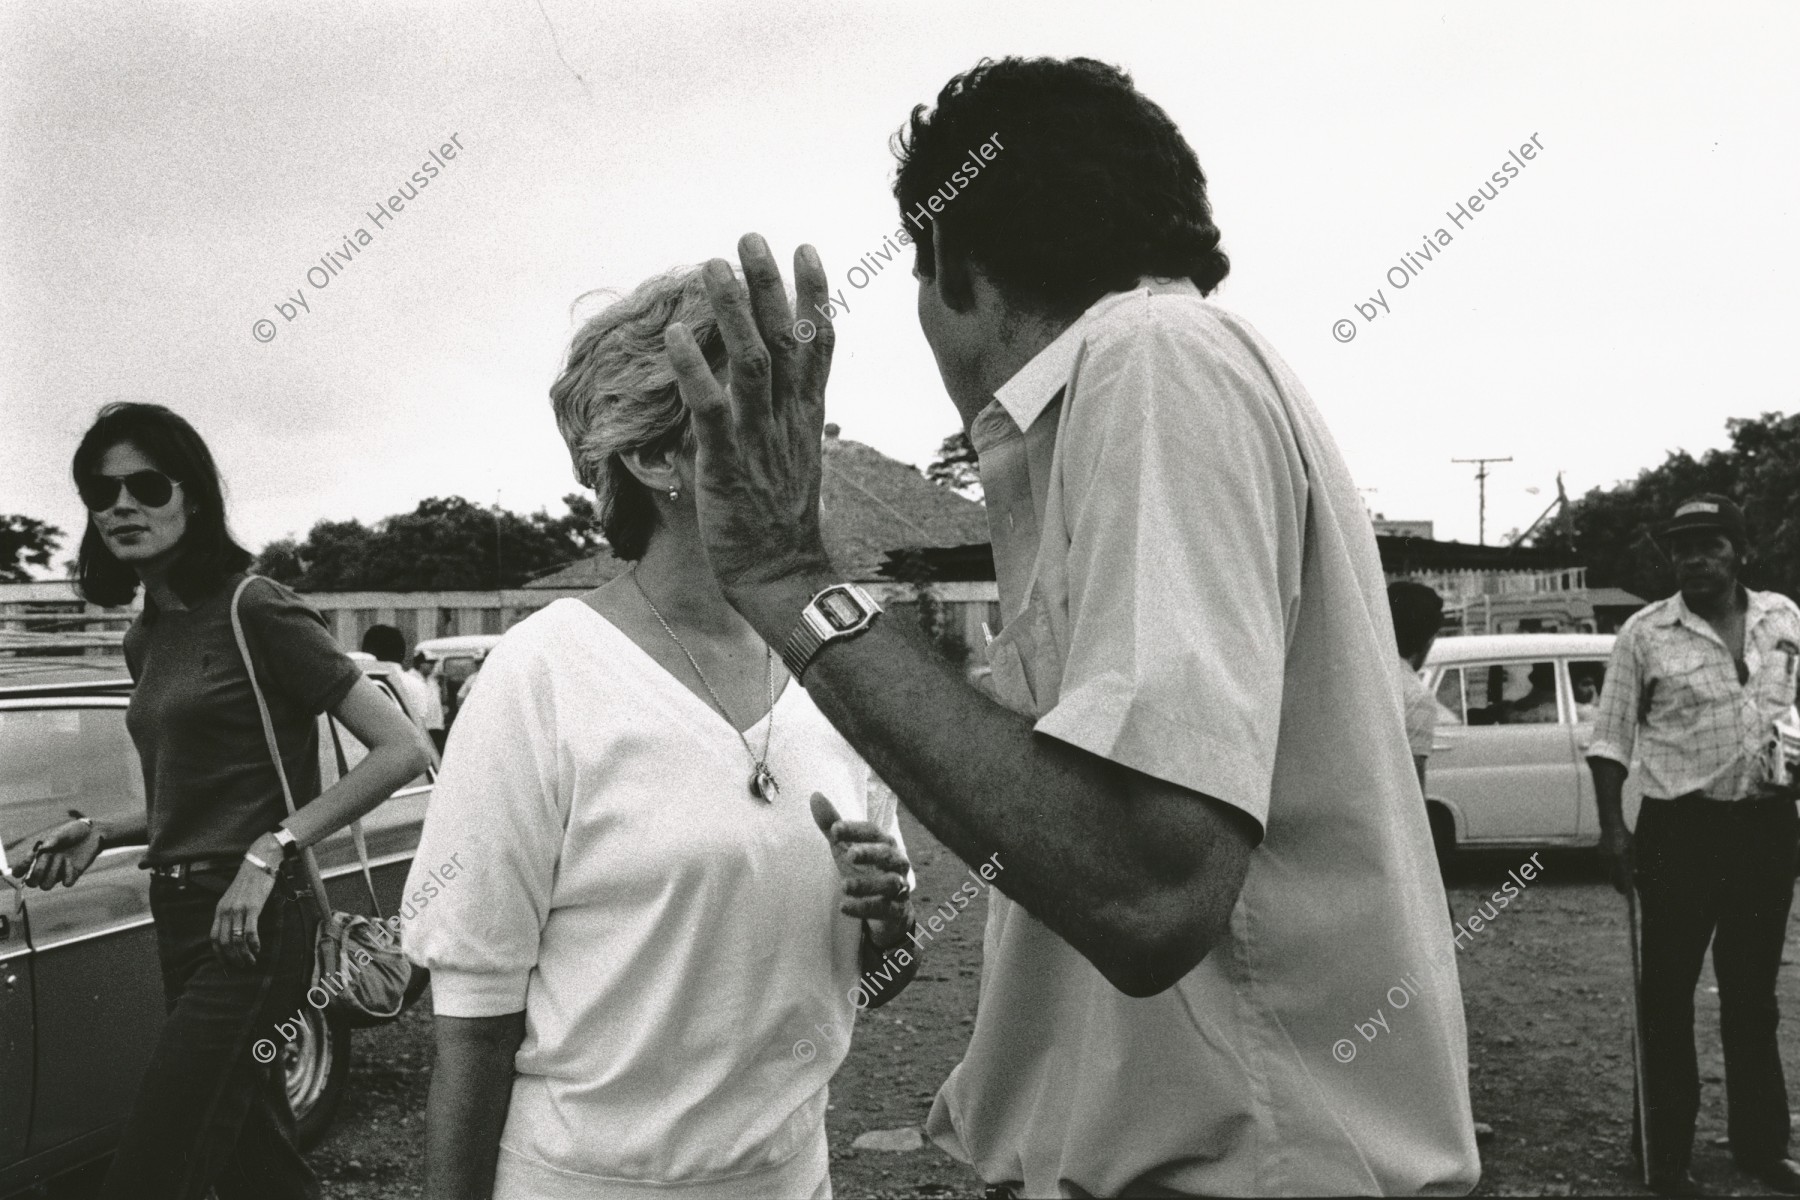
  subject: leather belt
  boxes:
[149,858,240,881]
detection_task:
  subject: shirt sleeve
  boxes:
[1586,623,1642,768]
[1033,316,1307,834]
[240,578,362,715]
[1404,675,1439,759]
[401,632,565,1017]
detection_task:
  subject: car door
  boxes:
[0,698,162,1159]
[0,836,33,1170]
[1428,658,1583,844]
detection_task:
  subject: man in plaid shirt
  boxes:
[1589,494,1800,1196]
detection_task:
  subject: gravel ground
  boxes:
[43,830,1800,1197]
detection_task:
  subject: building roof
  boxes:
[1376,535,1581,573]
[1586,586,1648,609]
[526,430,989,588]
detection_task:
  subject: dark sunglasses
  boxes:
[78,470,181,511]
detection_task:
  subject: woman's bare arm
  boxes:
[427,1012,527,1199]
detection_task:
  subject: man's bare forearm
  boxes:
[427,1012,526,1200]
[1588,757,1628,832]
[734,576,1246,992]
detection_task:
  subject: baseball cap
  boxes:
[1663,493,1746,545]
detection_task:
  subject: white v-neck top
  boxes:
[403,598,909,1198]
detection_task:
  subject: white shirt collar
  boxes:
[989,276,1202,432]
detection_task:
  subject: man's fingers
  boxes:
[666,322,729,438]
[737,233,799,354]
[699,258,773,429]
[792,243,835,418]
[810,792,844,838]
[843,873,910,899]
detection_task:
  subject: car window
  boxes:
[1453,661,1561,726]
[1568,659,1607,724]
[1434,670,1465,726]
[0,706,145,858]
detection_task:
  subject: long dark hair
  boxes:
[72,403,254,607]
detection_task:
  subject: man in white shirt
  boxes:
[1389,581,1446,794]
[663,56,1477,1196]
[1589,495,1800,1196]
[410,652,447,752]
[363,624,433,735]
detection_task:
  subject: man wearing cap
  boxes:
[1589,493,1800,1195]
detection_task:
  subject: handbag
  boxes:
[229,574,413,1028]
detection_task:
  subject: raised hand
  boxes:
[664,234,837,606]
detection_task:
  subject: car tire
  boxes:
[284,1004,351,1150]
[1427,803,1457,862]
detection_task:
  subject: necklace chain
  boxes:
[631,570,778,799]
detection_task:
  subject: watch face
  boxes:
[818,590,866,630]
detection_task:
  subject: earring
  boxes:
[667,486,680,502]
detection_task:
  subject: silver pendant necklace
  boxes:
[631,570,779,801]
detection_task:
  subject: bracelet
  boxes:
[70,814,101,850]
[243,850,278,878]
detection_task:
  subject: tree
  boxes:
[925,431,981,500]
[255,495,602,591]
[0,515,65,583]
[1532,411,1800,603]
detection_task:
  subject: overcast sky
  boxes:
[3,1,1796,567]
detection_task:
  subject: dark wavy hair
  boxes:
[893,56,1231,318]
[72,403,254,608]
[1387,580,1446,661]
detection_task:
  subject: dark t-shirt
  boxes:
[124,574,362,866]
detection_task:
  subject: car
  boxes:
[0,649,432,1196]
[1418,633,1646,857]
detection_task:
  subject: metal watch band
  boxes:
[780,584,882,680]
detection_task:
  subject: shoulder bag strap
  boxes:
[324,717,385,918]
[228,575,334,916]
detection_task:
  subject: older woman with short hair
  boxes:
[407,267,919,1200]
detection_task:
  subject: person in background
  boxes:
[20,402,428,1200]
[410,652,447,753]
[408,267,919,1199]
[1572,672,1601,723]
[1589,494,1800,1196]
[1388,580,1445,793]
[362,624,433,739]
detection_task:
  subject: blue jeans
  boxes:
[99,863,319,1200]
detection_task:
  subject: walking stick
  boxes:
[1626,885,1652,1186]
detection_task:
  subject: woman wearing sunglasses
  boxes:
[23,402,429,1200]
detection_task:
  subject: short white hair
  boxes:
[549,266,726,559]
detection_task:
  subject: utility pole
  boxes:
[1452,456,1512,545]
